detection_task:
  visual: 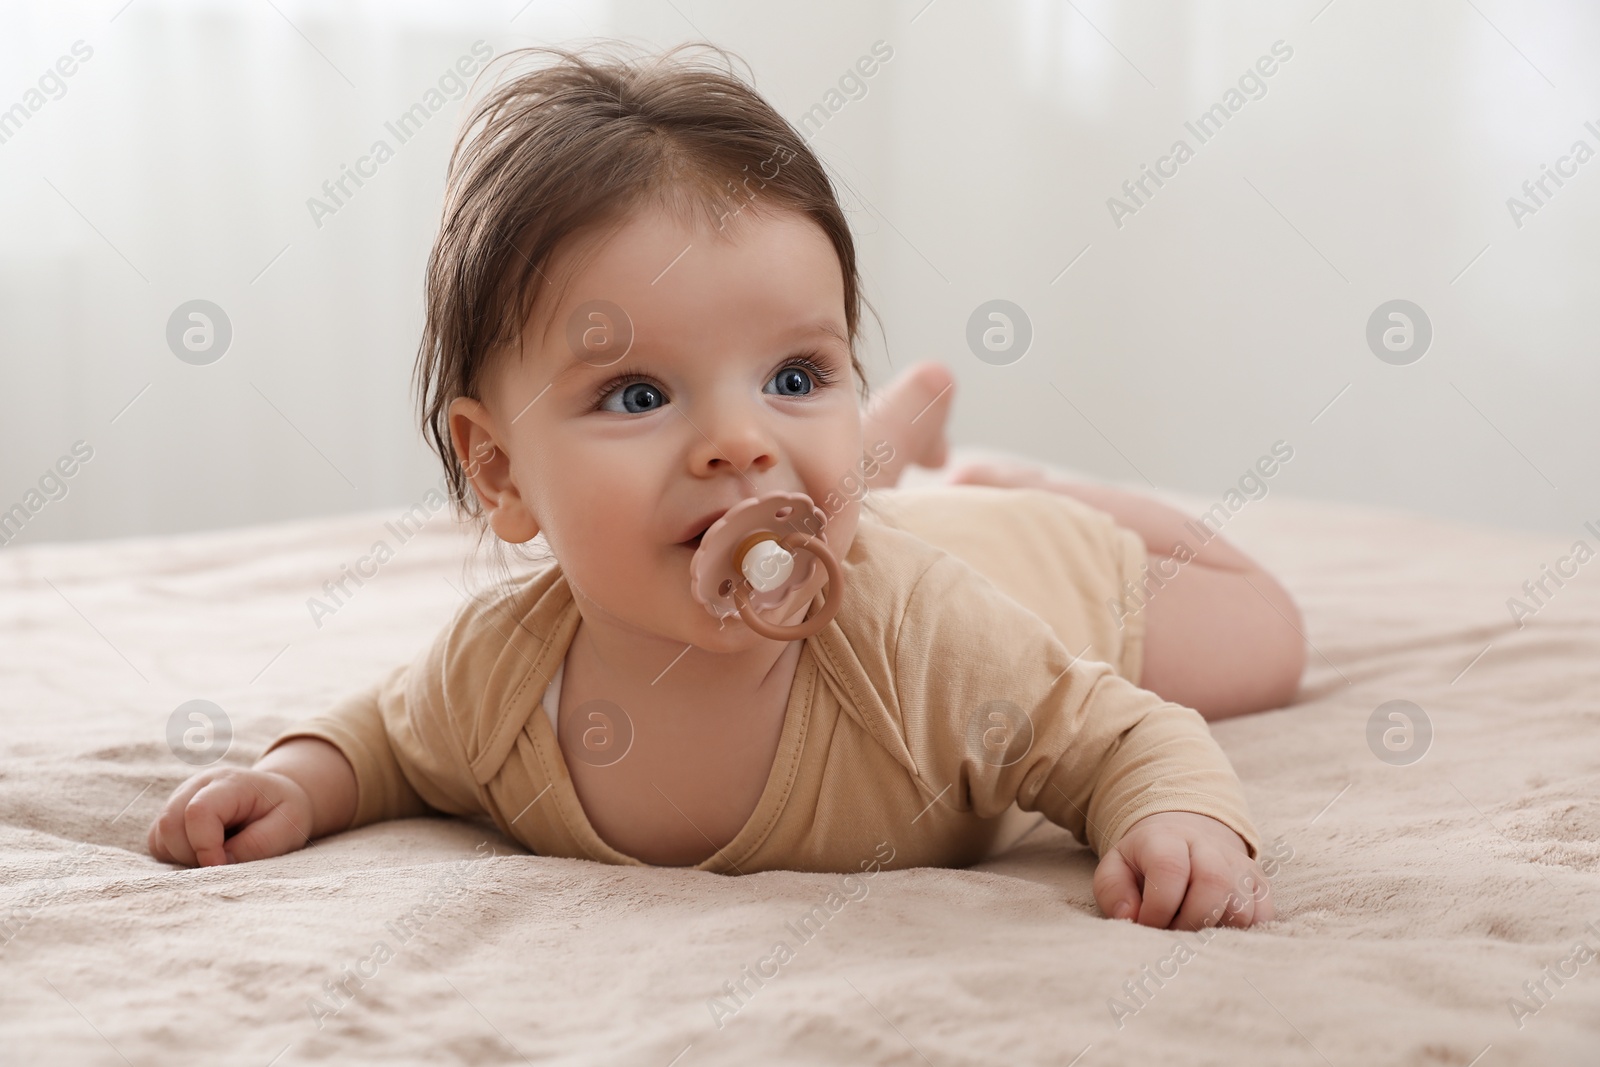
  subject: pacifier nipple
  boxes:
[687,490,846,642]
[741,539,795,593]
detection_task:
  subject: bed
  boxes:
[4,446,1597,1065]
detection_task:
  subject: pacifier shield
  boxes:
[688,491,829,622]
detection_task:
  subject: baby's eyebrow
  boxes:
[599,317,847,351]
[779,318,850,349]
[552,316,849,373]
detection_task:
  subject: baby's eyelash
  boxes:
[588,355,838,409]
[782,353,837,387]
[590,370,657,409]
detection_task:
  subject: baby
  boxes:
[149,43,1306,932]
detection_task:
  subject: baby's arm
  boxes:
[148,644,468,868]
[891,550,1273,929]
[147,737,357,867]
[1031,672,1275,930]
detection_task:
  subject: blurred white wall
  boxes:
[1,0,1596,545]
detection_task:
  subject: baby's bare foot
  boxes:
[862,361,955,489]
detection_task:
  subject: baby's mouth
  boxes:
[677,510,729,549]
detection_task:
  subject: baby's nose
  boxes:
[687,399,779,476]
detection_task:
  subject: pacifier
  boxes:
[687,490,845,641]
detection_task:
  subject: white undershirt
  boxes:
[542,658,564,734]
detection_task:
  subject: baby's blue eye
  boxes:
[600,380,667,414]
[766,366,815,397]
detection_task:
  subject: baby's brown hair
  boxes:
[415,41,875,521]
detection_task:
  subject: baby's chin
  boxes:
[578,591,784,655]
[674,604,784,654]
[685,628,767,657]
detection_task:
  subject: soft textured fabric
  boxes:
[7,445,1599,1065]
[264,484,1263,871]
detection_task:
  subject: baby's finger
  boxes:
[1254,878,1276,923]
[1130,838,1190,930]
[151,815,195,868]
[225,800,311,864]
[1175,846,1250,931]
[152,774,221,867]
[183,778,257,867]
[147,818,170,863]
[1092,846,1142,921]
[1221,873,1256,928]
[1237,865,1275,925]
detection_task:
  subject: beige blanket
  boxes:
[4,447,1598,1065]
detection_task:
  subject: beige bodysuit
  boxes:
[265,484,1263,872]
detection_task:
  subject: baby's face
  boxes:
[460,203,864,653]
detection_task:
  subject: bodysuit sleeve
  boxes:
[262,614,490,830]
[891,552,1263,860]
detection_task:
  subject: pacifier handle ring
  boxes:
[732,531,843,642]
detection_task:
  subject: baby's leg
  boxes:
[947,458,1306,721]
[861,362,955,488]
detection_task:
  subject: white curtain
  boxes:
[0,0,610,543]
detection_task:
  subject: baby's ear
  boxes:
[447,396,541,543]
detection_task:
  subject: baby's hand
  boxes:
[1092,811,1275,930]
[147,766,315,868]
